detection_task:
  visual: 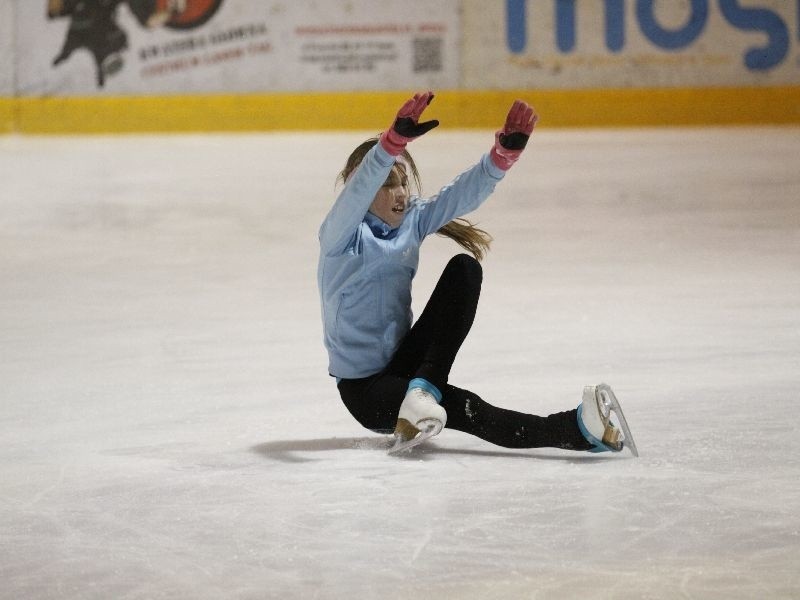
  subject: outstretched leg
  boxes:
[441,385,593,450]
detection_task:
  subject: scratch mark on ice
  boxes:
[410,529,433,564]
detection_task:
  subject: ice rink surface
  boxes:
[1,127,798,599]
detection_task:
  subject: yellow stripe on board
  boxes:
[7,87,800,134]
[0,98,15,133]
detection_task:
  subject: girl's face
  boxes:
[368,163,410,228]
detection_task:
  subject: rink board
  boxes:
[8,85,800,134]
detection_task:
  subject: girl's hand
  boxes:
[490,100,538,170]
[379,91,440,156]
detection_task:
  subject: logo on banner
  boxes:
[47,0,224,87]
[505,0,796,71]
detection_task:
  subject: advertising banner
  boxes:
[463,0,800,89]
[16,0,459,96]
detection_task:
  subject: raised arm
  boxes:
[319,91,440,256]
[415,99,538,236]
[490,99,537,171]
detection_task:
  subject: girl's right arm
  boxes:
[318,144,394,256]
[319,91,440,256]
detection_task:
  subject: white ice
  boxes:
[1,128,798,599]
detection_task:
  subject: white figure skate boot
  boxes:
[388,379,447,454]
[577,383,638,457]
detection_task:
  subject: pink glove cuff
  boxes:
[489,132,523,171]
[379,128,411,157]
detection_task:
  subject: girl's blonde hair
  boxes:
[338,138,493,261]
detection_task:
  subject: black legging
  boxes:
[337,254,592,450]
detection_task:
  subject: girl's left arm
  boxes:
[414,153,505,237]
[415,99,537,237]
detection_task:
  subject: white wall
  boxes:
[0,0,13,94]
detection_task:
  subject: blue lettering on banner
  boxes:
[506,0,527,53]
[505,0,795,71]
[718,0,789,70]
[605,0,626,52]
[550,0,628,52]
[637,0,708,49]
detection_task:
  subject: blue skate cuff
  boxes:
[408,378,443,404]
[576,404,612,453]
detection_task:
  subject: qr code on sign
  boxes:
[413,38,443,72]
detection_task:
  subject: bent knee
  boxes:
[447,253,483,282]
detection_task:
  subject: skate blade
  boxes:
[387,423,438,455]
[597,384,639,457]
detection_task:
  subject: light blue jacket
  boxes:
[318,142,505,379]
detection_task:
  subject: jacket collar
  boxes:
[364,211,399,240]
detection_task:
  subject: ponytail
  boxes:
[437,219,492,262]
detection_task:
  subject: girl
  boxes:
[318,91,636,455]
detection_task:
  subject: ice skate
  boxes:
[388,383,446,454]
[577,383,638,457]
